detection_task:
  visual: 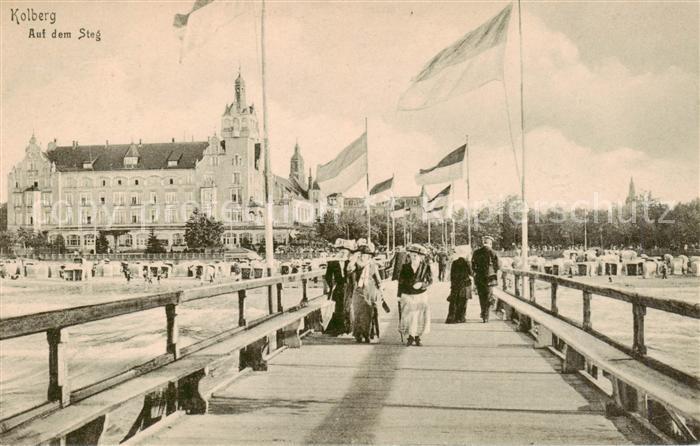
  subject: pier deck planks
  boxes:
[138,281,654,445]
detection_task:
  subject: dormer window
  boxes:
[83,161,93,169]
[124,156,138,167]
[168,159,178,167]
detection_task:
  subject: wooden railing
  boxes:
[0,269,325,430]
[498,267,700,443]
[500,267,700,365]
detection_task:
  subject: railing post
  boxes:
[529,277,536,302]
[238,290,247,327]
[267,268,274,315]
[301,278,308,305]
[632,303,647,355]
[166,304,180,359]
[550,282,558,315]
[514,275,521,298]
[582,291,592,331]
[277,283,284,313]
[47,328,70,406]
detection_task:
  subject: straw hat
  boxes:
[407,244,428,256]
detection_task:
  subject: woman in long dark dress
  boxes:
[446,245,473,324]
[351,242,382,343]
[324,239,355,336]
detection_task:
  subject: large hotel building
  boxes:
[6,73,423,253]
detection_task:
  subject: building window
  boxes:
[136,233,148,248]
[67,235,80,247]
[131,211,141,224]
[43,210,51,225]
[149,208,157,223]
[117,179,123,186]
[168,160,178,167]
[101,178,108,187]
[119,234,133,247]
[124,157,138,167]
[149,191,157,204]
[165,192,177,204]
[169,178,174,185]
[232,172,241,185]
[134,179,139,186]
[165,207,177,223]
[41,192,52,206]
[115,209,126,224]
[173,233,184,246]
[81,210,92,224]
[113,192,125,206]
[223,232,234,245]
[80,193,90,206]
[97,209,106,224]
[65,193,74,206]
[100,196,106,205]
[130,193,141,205]
[84,234,95,245]
[230,188,240,203]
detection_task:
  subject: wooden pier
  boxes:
[1,267,698,445]
[136,281,654,445]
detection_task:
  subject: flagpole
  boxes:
[428,218,431,245]
[518,0,528,270]
[365,117,371,243]
[260,0,275,274]
[450,181,456,248]
[465,135,472,247]
[386,205,390,253]
[392,214,396,250]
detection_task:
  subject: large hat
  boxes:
[482,235,495,243]
[360,242,376,255]
[334,238,357,251]
[407,244,428,256]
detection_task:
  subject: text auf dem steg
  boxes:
[10,8,101,41]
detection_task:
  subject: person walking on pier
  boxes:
[343,239,362,333]
[352,242,383,343]
[446,245,473,324]
[325,239,355,336]
[399,244,433,346]
[437,249,448,281]
[472,236,500,323]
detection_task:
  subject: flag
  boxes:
[368,176,394,206]
[398,4,513,110]
[316,133,368,195]
[428,185,451,210]
[427,205,446,221]
[173,0,250,63]
[391,206,409,219]
[420,186,430,211]
[415,145,465,185]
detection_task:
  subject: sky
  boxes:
[1,1,698,208]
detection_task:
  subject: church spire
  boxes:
[626,177,636,204]
[235,68,247,112]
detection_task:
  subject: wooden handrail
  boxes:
[0,270,326,341]
[501,268,700,319]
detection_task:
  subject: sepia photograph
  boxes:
[0,0,698,444]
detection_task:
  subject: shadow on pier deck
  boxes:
[138,281,654,445]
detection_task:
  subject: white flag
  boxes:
[316,133,368,195]
[398,4,512,110]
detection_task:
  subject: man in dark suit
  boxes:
[472,236,500,323]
